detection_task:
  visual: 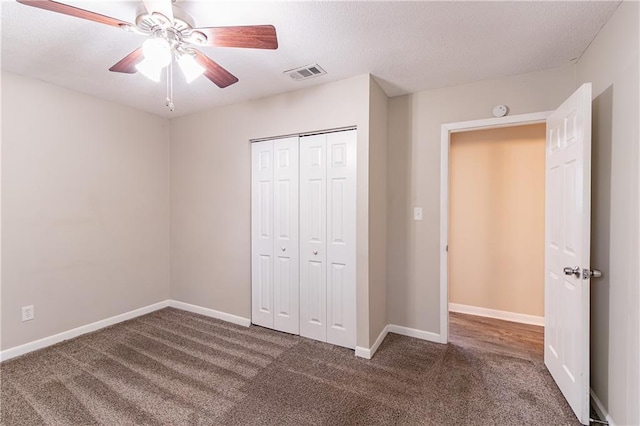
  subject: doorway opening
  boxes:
[439,112,551,344]
[447,123,547,357]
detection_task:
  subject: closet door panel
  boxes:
[326,130,357,349]
[273,137,299,334]
[251,141,274,328]
[299,134,327,343]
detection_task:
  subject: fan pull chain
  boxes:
[170,61,174,111]
[165,61,175,112]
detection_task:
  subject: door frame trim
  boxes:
[439,111,552,343]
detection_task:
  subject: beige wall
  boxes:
[449,124,545,317]
[576,1,639,424]
[169,74,374,347]
[368,77,388,343]
[387,65,575,334]
[1,72,170,350]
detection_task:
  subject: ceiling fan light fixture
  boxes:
[178,53,205,83]
[135,58,163,82]
[141,37,172,68]
[15,0,278,111]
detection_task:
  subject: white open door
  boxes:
[545,82,592,425]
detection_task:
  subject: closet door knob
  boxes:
[281,246,286,252]
[313,250,318,255]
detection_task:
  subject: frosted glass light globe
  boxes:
[178,54,205,83]
[141,38,172,68]
[135,58,162,82]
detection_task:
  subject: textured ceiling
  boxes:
[1,1,620,118]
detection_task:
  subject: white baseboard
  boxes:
[0,299,252,363]
[168,300,251,327]
[0,300,170,362]
[387,324,442,343]
[355,323,442,360]
[449,303,544,327]
[355,325,390,359]
[590,388,616,426]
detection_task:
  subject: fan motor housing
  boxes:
[135,4,206,47]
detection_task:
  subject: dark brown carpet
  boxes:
[0,308,578,425]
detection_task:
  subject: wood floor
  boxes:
[449,311,544,362]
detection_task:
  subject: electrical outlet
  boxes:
[413,207,423,221]
[21,305,34,322]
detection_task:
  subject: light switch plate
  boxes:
[413,207,423,221]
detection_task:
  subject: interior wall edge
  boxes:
[355,324,389,360]
[355,322,445,360]
[367,74,389,345]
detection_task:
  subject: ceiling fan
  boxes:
[17,0,278,110]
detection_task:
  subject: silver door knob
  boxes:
[563,266,580,278]
[313,250,318,255]
[281,246,286,252]
[590,269,603,278]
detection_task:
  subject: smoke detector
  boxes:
[284,63,327,81]
[492,104,509,117]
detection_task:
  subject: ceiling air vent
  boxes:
[284,63,327,81]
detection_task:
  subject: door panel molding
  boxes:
[273,137,300,334]
[252,141,275,328]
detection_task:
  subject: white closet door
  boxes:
[272,137,300,334]
[251,141,274,328]
[299,134,328,342]
[325,130,357,349]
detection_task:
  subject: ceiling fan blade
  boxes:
[16,0,132,28]
[108,48,144,74]
[143,0,173,24]
[194,25,278,49]
[194,50,238,88]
